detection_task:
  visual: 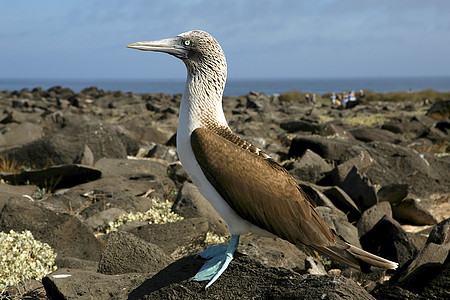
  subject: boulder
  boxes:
[280,120,321,133]
[84,207,127,229]
[394,242,450,295]
[128,256,375,300]
[339,166,378,212]
[316,206,361,248]
[54,257,99,271]
[0,121,43,148]
[304,256,327,275]
[338,142,450,199]
[317,123,355,139]
[144,144,178,162]
[372,286,428,300]
[357,202,392,237]
[98,231,172,275]
[126,218,209,258]
[284,149,332,183]
[426,218,450,246]
[360,215,418,268]
[392,198,438,225]
[323,186,361,223]
[435,117,450,133]
[245,91,272,113]
[420,255,450,299]
[298,182,334,207]
[0,183,38,212]
[381,122,407,134]
[288,135,357,161]
[349,127,401,143]
[167,161,190,185]
[94,157,168,179]
[74,144,95,166]
[49,175,155,219]
[0,198,103,261]
[240,234,307,270]
[377,183,409,204]
[1,117,135,168]
[0,164,102,190]
[320,150,373,186]
[172,182,228,235]
[43,268,147,299]
[426,99,450,120]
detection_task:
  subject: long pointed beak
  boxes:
[127,37,189,59]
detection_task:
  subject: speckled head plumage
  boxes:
[178,31,227,78]
[127,30,226,78]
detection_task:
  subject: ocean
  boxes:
[0,76,449,97]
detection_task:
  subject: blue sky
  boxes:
[1,0,449,79]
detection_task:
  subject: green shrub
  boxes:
[364,89,450,103]
[95,198,184,234]
[278,91,305,102]
[0,230,57,292]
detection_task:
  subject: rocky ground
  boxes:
[0,86,449,299]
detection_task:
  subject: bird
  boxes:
[127,30,398,288]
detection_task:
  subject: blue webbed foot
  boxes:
[192,235,240,288]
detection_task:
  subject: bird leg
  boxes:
[192,234,240,288]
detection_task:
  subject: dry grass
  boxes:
[0,154,23,173]
[407,140,449,156]
[343,114,390,127]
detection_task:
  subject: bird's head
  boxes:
[127,30,226,77]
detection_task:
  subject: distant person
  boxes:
[330,92,341,106]
[341,91,349,108]
[311,93,317,104]
[305,93,310,104]
[358,89,365,100]
[346,91,358,108]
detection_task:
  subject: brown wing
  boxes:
[190,127,337,247]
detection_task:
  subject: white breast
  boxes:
[176,89,270,236]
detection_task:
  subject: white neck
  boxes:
[178,63,228,138]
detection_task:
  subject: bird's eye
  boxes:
[184,39,191,46]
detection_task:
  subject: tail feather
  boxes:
[308,241,398,271]
[345,243,398,270]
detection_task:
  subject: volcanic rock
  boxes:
[339,166,378,212]
[288,135,357,160]
[43,268,147,299]
[0,121,43,148]
[426,99,450,120]
[172,182,228,235]
[393,242,450,295]
[98,231,172,275]
[320,150,373,186]
[391,198,438,225]
[426,218,450,246]
[0,198,103,261]
[74,144,95,165]
[126,218,209,258]
[1,117,135,168]
[84,207,127,229]
[377,183,409,204]
[316,206,361,248]
[357,201,392,237]
[284,149,332,183]
[323,186,361,223]
[238,234,307,270]
[0,164,102,190]
[349,127,401,143]
[360,215,418,268]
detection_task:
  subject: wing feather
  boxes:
[190,127,336,247]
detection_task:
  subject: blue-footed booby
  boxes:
[127,30,398,288]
